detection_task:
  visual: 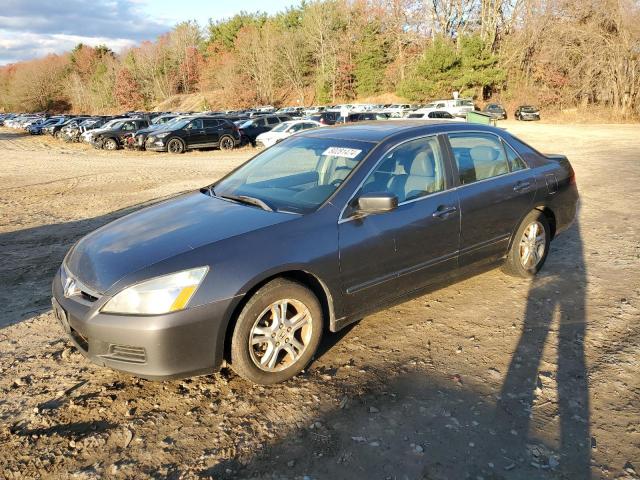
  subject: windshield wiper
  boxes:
[217,192,273,212]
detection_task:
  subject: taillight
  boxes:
[568,166,576,185]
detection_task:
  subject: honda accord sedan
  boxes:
[52,121,578,384]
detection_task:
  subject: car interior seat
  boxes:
[469,145,509,180]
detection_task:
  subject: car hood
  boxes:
[65,191,295,293]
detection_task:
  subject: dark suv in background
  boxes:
[92,118,150,150]
[145,116,241,153]
[238,115,291,146]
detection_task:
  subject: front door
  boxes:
[446,132,537,266]
[186,118,206,146]
[338,135,460,314]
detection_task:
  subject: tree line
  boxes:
[1,0,638,117]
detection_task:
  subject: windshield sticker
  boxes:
[322,147,362,158]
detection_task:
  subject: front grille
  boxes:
[106,344,147,364]
[70,327,89,352]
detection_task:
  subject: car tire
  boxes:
[219,135,235,151]
[230,279,323,385]
[103,138,118,150]
[502,210,551,278]
[167,138,185,154]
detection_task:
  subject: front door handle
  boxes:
[513,180,532,192]
[432,205,458,218]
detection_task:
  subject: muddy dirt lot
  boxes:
[0,123,638,480]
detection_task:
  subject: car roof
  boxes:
[296,120,485,143]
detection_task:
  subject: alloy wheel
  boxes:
[220,136,234,151]
[249,299,313,372]
[168,139,183,153]
[519,221,546,269]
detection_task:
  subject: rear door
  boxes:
[446,132,536,266]
[203,118,220,145]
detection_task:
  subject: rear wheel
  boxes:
[502,210,550,278]
[103,138,118,150]
[167,138,185,154]
[230,279,323,384]
[219,135,235,151]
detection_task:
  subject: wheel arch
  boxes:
[507,204,557,252]
[221,269,336,363]
[534,205,557,240]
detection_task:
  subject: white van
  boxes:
[422,99,475,118]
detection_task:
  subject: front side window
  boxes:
[213,137,374,213]
[448,133,510,185]
[188,119,203,130]
[361,136,446,203]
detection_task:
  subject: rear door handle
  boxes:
[432,205,458,218]
[513,180,532,192]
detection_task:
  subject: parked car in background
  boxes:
[238,115,292,146]
[307,111,340,125]
[51,117,91,138]
[515,105,541,121]
[383,104,414,117]
[255,120,323,148]
[483,103,507,120]
[28,116,64,135]
[422,99,475,118]
[132,115,182,149]
[337,112,389,123]
[52,120,578,385]
[146,116,241,153]
[405,110,457,120]
[81,117,130,143]
[92,118,149,150]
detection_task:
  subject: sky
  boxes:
[0,0,300,65]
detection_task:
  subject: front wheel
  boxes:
[230,279,323,384]
[502,210,550,278]
[167,138,185,154]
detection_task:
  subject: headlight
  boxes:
[102,267,208,315]
[155,132,169,139]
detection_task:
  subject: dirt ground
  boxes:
[0,122,638,480]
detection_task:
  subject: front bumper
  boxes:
[519,113,540,120]
[51,268,237,380]
[145,137,167,151]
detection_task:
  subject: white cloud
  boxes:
[0,0,170,64]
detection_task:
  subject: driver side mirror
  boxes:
[353,193,398,217]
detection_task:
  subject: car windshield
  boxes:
[239,119,257,128]
[212,136,374,214]
[521,106,537,112]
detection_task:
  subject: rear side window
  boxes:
[203,119,220,128]
[448,133,510,185]
[267,117,280,125]
[503,141,528,171]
